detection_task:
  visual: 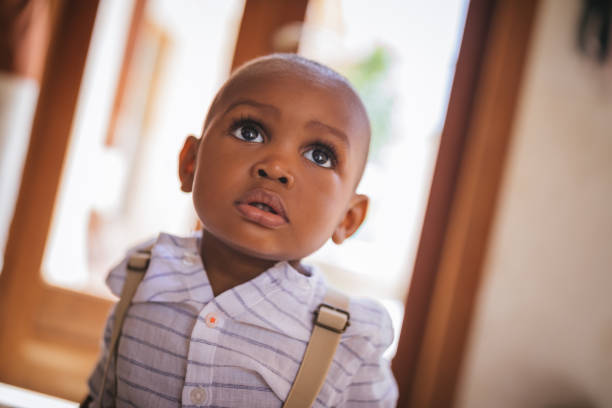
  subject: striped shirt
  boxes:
[87,232,398,407]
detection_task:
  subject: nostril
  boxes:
[278,176,288,184]
[258,169,267,178]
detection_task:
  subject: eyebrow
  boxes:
[223,99,350,147]
[223,99,281,117]
[306,120,350,147]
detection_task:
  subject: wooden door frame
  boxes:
[231,0,309,71]
[0,0,103,400]
[391,0,539,406]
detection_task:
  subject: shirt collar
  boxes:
[106,232,211,304]
[106,232,325,337]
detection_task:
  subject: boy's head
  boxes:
[179,54,371,262]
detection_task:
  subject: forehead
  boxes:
[228,71,362,120]
[228,63,369,124]
[210,66,370,156]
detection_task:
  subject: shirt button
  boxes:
[182,252,199,265]
[190,386,206,405]
[205,313,218,328]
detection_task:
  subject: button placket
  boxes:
[184,303,223,406]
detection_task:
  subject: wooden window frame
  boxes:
[104,0,147,147]
[391,0,539,406]
[231,0,309,71]
[0,0,102,400]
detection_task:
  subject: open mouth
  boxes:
[235,188,289,228]
[248,202,278,215]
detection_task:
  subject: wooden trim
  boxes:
[35,285,111,347]
[392,0,539,406]
[0,0,51,79]
[104,0,147,146]
[231,0,309,71]
[0,0,101,400]
[391,0,496,404]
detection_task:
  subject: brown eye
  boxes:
[231,124,263,143]
[304,146,334,168]
[312,149,329,165]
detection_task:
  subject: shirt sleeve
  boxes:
[85,239,153,406]
[337,306,399,407]
[339,356,398,407]
[85,302,118,407]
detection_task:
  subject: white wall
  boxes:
[457,0,612,406]
[0,74,38,272]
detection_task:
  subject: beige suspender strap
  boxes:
[96,248,152,408]
[283,287,350,408]
[95,249,346,407]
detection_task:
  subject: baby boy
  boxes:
[85,53,398,407]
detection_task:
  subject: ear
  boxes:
[178,135,199,192]
[332,194,369,244]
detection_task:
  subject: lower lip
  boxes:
[235,203,288,228]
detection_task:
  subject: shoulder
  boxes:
[105,237,156,295]
[320,289,397,403]
[306,266,394,350]
[105,231,198,297]
[336,297,399,407]
[345,296,394,350]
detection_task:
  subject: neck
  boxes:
[200,230,279,296]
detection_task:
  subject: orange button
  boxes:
[205,313,217,328]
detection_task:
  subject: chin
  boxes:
[232,238,297,261]
[201,217,324,262]
[206,226,294,261]
[235,237,326,264]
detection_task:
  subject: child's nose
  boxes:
[252,160,295,188]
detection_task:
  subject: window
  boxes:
[300,0,468,357]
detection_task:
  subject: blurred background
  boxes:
[34,0,467,351]
[1,0,611,407]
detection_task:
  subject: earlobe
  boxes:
[332,194,369,245]
[178,135,199,193]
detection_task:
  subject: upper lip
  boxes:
[236,188,289,222]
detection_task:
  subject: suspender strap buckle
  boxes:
[313,303,350,333]
[127,250,152,271]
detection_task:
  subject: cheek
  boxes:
[310,172,348,208]
[191,181,213,224]
[194,143,241,190]
[191,159,232,221]
[294,176,348,233]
